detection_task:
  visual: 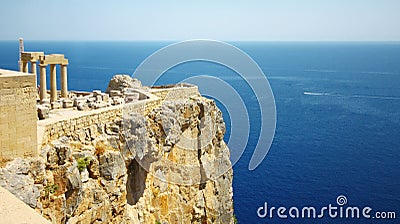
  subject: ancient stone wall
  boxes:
[0,69,37,159]
[40,107,121,147]
[39,86,200,147]
[150,85,200,101]
[39,98,165,147]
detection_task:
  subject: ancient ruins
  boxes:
[0,40,235,224]
[0,41,201,160]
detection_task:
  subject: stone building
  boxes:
[0,69,37,159]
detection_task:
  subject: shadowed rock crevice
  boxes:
[126,159,148,205]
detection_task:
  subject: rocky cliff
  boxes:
[0,77,234,224]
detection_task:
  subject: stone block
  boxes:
[112,97,124,105]
[51,102,62,109]
[88,102,97,109]
[87,97,96,103]
[92,90,102,96]
[109,90,122,97]
[101,93,109,102]
[41,98,51,105]
[73,97,86,107]
[96,95,102,103]
[125,92,139,103]
[77,102,89,111]
[62,99,74,108]
[95,102,108,109]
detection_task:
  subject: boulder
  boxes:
[99,151,125,180]
[0,158,41,208]
[62,99,74,108]
[53,139,71,165]
[106,74,142,93]
[125,92,140,103]
[37,105,50,120]
[51,102,62,109]
[76,103,89,110]
[92,90,102,96]
[112,96,124,105]
[67,165,82,190]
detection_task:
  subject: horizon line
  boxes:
[1,39,400,43]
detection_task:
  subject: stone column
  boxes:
[39,64,47,103]
[30,61,37,75]
[50,64,57,102]
[31,61,37,87]
[61,65,68,98]
[22,61,29,73]
[19,61,23,72]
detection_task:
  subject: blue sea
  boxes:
[1,41,399,223]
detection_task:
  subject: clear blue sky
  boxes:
[0,0,399,41]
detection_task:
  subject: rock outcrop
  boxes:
[0,158,41,208]
[106,74,143,93]
[1,93,234,223]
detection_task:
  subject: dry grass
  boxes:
[0,156,11,168]
[94,141,108,156]
[69,141,84,151]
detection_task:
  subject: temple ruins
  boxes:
[20,52,69,103]
[0,39,200,160]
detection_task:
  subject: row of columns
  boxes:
[39,63,68,102]
[21,52,69,103]
[21,60,37,75]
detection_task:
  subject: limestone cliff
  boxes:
[0,83,234,223]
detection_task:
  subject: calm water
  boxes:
[1,41,399,223]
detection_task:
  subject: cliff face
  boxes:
[0,95,234,223]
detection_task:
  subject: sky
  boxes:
[0,0,399,41]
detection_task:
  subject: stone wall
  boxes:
[0,69,37,159]
[150,85,200,101]
[39,98,161,147]
[39,85,200,147]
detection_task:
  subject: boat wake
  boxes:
[303,92,332,96]
[303,92,400,100]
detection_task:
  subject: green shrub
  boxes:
[44,184,59,196]
[77,157,91,172]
